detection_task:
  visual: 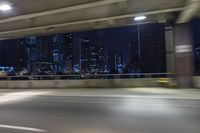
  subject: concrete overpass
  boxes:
[0,0,199,39]
[0,0,200,88]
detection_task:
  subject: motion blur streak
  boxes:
[0,91,48,104]
[0,124,47,132]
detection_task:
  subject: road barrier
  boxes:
[0,73,173,88]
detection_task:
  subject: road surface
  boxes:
[0,89,200,133]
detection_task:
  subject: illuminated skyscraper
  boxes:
[52,35,64,73]
[97,44,105,73]
[26,37,39,74]
[64,34,73,73]
[80,39,101,73]
[51,34,73,73]
[107,52,123,73]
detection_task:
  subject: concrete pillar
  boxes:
[165,26,175,75]
[173,23,194,88]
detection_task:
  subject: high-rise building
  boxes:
[97,44,105,73]
[80,39,90,72]
[51,34,73,74]
[107,52,123,73]
[38,36,53,63]
[64,34,73,73]
[17,39,27,71]
[80,39,99,73]
[19,34,73,74]
[52,35,65,73]
[26,37,39,74]
[23,36,54,74]
[115,52,123,73]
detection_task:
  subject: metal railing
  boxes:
[0,73,173,81]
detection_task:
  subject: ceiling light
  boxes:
[0,4,12,11]
[134,16,147,21]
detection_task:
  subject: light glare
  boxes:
[134,16,147,21]
[0,4,12,11]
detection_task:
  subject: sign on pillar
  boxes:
[174,24,194,88]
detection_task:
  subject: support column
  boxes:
[165,26,175,75]
[173,23,194,88]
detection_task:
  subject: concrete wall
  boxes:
[192,77,200,88]
[0,78,168,89]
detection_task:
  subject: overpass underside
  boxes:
[0,0,200,88]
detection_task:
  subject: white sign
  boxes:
[176,45,192,53]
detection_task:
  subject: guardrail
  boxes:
[0,73,173,80]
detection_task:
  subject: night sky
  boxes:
[192,19,200,47]
[73,26,137,65]
[0,39,18,66]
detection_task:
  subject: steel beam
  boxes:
[0,7,184,37]
[0,0,126,24]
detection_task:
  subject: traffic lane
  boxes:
[0,96,200,133]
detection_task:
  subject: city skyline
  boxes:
[0,23,166,75]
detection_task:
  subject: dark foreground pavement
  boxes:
[0,89,200,133]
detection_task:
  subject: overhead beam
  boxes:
[0,0,126,24]
[176,0,200,23]
[0,7,184,37]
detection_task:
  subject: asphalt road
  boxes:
[0,90,200,133]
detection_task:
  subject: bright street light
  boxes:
[0,4,12,11]
[134,16,147,21]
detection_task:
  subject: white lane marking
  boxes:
[0,124,47,132]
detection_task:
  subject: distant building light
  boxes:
[134,16,147,21]
[0,4,12,11]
